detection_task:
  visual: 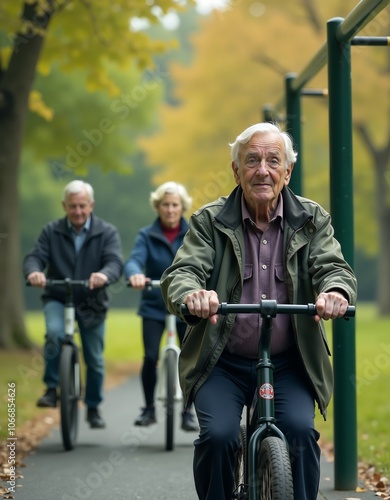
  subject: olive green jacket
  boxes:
[161,186,357,419]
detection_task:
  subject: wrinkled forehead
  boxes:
[64,191,91,205]
[241,132,285,155]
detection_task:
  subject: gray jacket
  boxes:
[23,214,123,327]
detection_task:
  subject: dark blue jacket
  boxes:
[23,214,123,327]
[124,217,189,321]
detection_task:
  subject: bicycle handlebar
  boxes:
[26,278,89,287]
[127,279,161,290]
[181,299,355,318]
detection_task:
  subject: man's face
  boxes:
[232,132,293,210]
[62,191,94,230]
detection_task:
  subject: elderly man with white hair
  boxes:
[24,180,123,429]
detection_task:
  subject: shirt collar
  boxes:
[241,193,284,229]
[67,216,91,234]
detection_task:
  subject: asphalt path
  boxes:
[15,376,198,500]
[13,375,377,500]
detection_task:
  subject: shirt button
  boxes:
[262,264,267,270]
[262,239,268,245]
[261,294,267,299]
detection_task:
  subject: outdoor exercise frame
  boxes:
[262,0,390,490]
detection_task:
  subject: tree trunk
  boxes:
[375,149,390,315]
[0,2,53,347]
[355,121,390,315]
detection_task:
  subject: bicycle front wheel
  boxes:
[59,344,80,451]
[165,349,176,451]
[256,436,293,500]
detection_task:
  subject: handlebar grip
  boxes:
[127,280,161,290]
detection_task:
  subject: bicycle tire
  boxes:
[59,344,80,451]
[232,424,248,499]
[256,436,294,500]
[165,349,176,451]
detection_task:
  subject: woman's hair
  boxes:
[229,122,298,169]
[150,181,192,212]
[63,180,94,202]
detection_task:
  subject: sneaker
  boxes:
[86,408,106,429]
[36,388,57,408]
[134,407,156,426]
[181,411,198,432]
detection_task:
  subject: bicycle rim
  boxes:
[256,436,294,500]
[232,424,248,499]
[165,349,175,451]
[60,344,80,451]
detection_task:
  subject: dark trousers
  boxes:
[141,317,186,408]
[193,348,321,500]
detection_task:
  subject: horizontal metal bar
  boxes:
[301,88,328,96]
[336,0,390,43]
[351,36,390,45]
[270,0,390,114]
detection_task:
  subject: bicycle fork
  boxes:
[157,314,182,402]
[63,299,81,399]
[247,315,289,499]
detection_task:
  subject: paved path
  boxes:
[14,376,376,500]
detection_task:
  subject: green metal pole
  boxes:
[327,18,357,491]
[285,73,302,195]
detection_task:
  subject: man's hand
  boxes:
[184,290,220,325]
[89,272,109,290]
[314,291,348,323]
[27,272,46,288]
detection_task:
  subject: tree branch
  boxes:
[354,121,377,157]
[79,0,109,46]
[301,0,322,34]
[252,54,288,77]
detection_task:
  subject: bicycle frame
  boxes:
[27,277,89,451]
[61,280,82,401]
[132,280,183,402]
[182,299,355,499]
[246,310,289,498]
[156,311,183,402]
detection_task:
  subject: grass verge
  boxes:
[0,308,144,441]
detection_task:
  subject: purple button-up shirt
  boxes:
[226,194,294,358]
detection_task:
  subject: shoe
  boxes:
[87,408,106,429]
[134,407,156,426]
[36,388,57,408]
[181,411,198,432]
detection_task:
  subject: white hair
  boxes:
[63,180,94,202]
[150,181,192,212]
[229,122,298,169]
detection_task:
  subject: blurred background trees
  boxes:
[0,0,388,347]
[140,0,389,311]
[0,0,195,347]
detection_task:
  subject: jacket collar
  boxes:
[150,217,189,238]
[215,185,313,231]
[56,214,101,237]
